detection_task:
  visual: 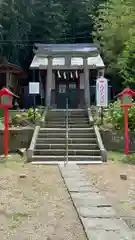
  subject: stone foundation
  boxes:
[0,128,33,154]
[100,129,135,153]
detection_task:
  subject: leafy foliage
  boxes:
[0,0,32,67]
[105,100,135,131]
[12,108,42,126]
[93,0,135,85]
[0,0,105,69]
[16,108,41,121]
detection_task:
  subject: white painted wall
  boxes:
[52,58,65,65]
[71,57,83,65]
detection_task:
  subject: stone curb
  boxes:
[87,108,107,162]
[27,125,40,162]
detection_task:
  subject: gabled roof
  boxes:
[34,43,99,56]
[117,88,135,97]
[0,57,26,78]
[35,43,98,51]
[0,88,19,97]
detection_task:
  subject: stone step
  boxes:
[47,111,86,114]
[46,119,88,122]
[47,112,87,115]
[36,137,97,144]
[46,119,89,124]
[49,109,85,111]
[32,155,102,162]
[45,124,90,128]
[34,149,100,156]
[40,128,95,133]
[35,143,99,150]
[45,122,90,126]
[46,114,88,120]
[38,132,96,138]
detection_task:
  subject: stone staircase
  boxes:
[31,109,103,164]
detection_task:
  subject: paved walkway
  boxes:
[59,163,134,240]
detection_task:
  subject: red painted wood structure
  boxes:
[0,88,18,156]
[0,57,26,92]
[117,88,135,155]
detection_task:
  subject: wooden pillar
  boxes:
[83,57,90,107]
[39,70,44,106]
[46,56,52,107]
[98,68,105,78]
[6,71,10,88]
[32,69,35,81]
[77,73,80,108]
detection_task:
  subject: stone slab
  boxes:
[86,229,133,240]
[63,175,86,182]
[59,163,134,240]
[62,173,85,178]
[71,192,101,199]
[61,168,84,174]
[65,179,94,188]
[81,217,130,231]
[61,169,84,174]
[69,186,99,193]
[60,164,78,171]
[77,206,117,218]
[72,196,111,207]
[71,192,111,207]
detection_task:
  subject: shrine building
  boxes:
[30,43,105,109]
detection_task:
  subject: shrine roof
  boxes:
[34,43,99,56]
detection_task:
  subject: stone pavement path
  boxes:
[59,163,134,240]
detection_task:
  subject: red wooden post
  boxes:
[4,107,9,156]
[117,88,135,156]
[0,88,17,157]
[124,107,129,155]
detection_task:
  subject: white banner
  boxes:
[96,77,108,107]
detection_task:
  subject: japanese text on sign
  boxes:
[96,77,108,107]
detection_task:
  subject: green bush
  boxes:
[105,100,135,131]
[14,108,41,124]
[27,108,41,120]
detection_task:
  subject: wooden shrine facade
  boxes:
[0,57,26,96]
[30,44,105,109]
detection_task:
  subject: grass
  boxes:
[0,154,25,171]
[9,212,30,229]
[108,151,124,162]
[108,151,135,164]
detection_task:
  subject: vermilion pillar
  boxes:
[124,107,129,155]
[4,108,9,156]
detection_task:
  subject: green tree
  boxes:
[0,0,106,69]
[31,0,66,43]
[0,0,32,67]
[93,0,135,86]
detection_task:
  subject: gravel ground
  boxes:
[0,155,86,240]
[81,161,135,232]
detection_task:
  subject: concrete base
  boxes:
[31,160,103,165]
